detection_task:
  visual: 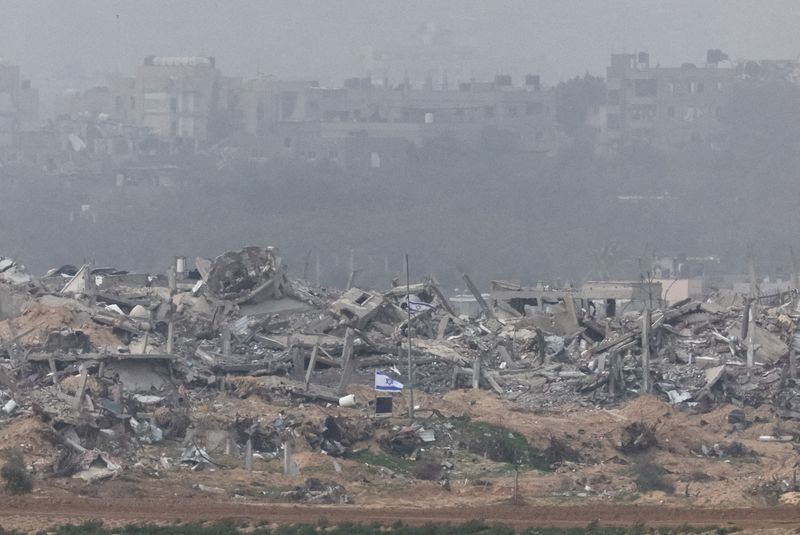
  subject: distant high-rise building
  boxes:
[362,22,477,90]
[136,56,221,147]
[0,61,39,151]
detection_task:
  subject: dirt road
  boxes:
[0,497,798,532]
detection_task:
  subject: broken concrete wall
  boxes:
[330,288,384,329]
[0,285,28,321]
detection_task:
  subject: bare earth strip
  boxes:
[0,498,798,532]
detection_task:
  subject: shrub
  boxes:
[0,450,32,495]
[412,459,442,481]
[632,458,674,494]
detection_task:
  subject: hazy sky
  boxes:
[2,0,800,88]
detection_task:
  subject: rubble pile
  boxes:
[0,245,799,503]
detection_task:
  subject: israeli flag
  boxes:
[375,371,403,392]
[406,294,434,314]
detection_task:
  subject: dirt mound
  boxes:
[60,375,104,397]
[0,416,60,473]
[0,299,122,350]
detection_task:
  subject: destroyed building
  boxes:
[0,245,800,509]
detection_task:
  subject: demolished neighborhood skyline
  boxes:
[2,47,799,170]
[0,242,799,516]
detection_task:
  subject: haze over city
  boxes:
[3,2,800,532]
[3,1,800,86]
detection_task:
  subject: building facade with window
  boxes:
[136,56,221,147]
[0,61,38,154]
[239,74,557,168]
[604,52,738,151]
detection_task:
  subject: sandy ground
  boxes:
[0,498,799,532]
[1,388,799,531]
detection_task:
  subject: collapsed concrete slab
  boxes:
[330,288,384,329]
[0,257,32,286]
[0,284,29,321]
[197,246,290,305]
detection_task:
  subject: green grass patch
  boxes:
[351,419,550,478]
[351,449,416,475]
[452,420,550,471]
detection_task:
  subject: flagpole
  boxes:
[405,253,414,419]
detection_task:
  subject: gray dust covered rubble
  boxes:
[1,247,800,505]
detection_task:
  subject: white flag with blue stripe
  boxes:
[375,371,403,392]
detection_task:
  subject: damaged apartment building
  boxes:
[137,55,242,152]
[602,49,800,152]
[233,20,556,169]
[17,47,800,170]
[3,245,800,504]
[0,60,39,162]
[36,56,240,167]
[235,73,557,170]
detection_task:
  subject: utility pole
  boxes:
[405,253,414,419]
[642,307,651,394]
[302,250,312,281]
[791,247,799,380]
[166,266,176,355]
[747,255,759,379]
[746,303,755,377]
[346,268,361,290]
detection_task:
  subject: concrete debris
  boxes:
[2,399,17,414]
[282,478,350,504]
[195,483,226,495]
[615,422,657,453]
[70,450,123,482]
[666,390,692,404]
[758,435,794,442]
[180,445,214,469]
[727,409,748,428]
[0,257,32,286]
[5,244,800,504]
[417,427,436,442]
[198,246,289,304]
[331,288,385,329]
[130,417,164,444]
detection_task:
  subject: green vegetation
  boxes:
[0,449,32,495]
[452,420,550,471]
[351,419,550,479]
[12,520,739,535]
[351,449,416,475]
[631,458,674,494]
[411,459,443,481]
